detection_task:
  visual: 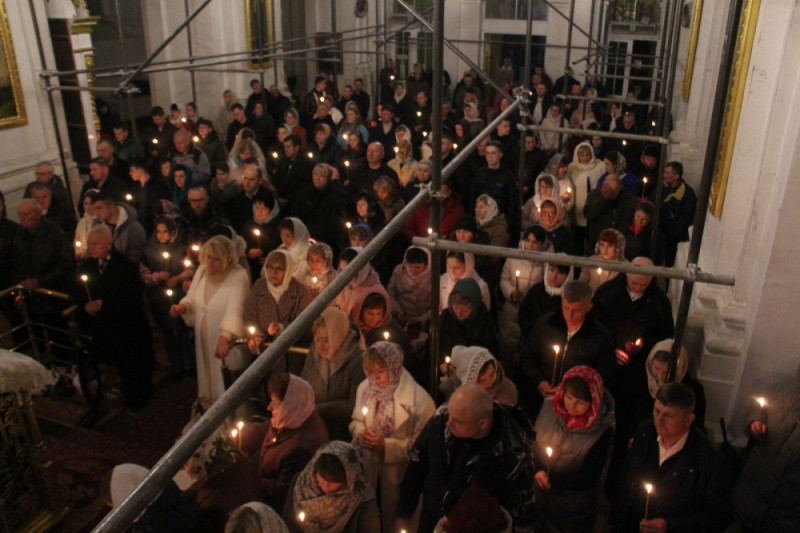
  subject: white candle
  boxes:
[546,446,554,474]
[756,397,767,423]
[644,483,653,520]
[551,345,561,386]
[80,274,92,300]
[515,270,521,292]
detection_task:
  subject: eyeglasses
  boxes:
[265,266,286,273]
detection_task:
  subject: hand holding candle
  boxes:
[515,270,521,292]
[545,446,554,475]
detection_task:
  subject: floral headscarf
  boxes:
[360,341,404,437]
[292,441,370,533]
[552,365,604,429]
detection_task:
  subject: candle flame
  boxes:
[181,117,187,123]
[361,406,368,417]
[515,270,521,278]
[192,135,200,142]
[184,259,192,268]
[75,241,82,248]
[643,177,648,184]
[162,252,170,259]
[389,75,395,80]
[597,267,603,275]
[298,511,305,522]
[445,356,451,364]
[272,152,279,159]
[253,228,261,237]
[453,143,459,150]
[422,131,428,137]
[553,345,560,356]
[166,289,173,297]
[248,326,256,336]
[152,138,158,144]
[342,133,349,140]
[125,194,133,201]
[567,187,572,193]
[345,222,352,229]
[191,244,200,252]
[427,227,433,235]
[645,483,653,494]
[383,331,390,340]
[394,146,399,153]
[80,274,89,282]
[307,152,314,159]
[231,428,238,439]
[651,120,657,127]
[757,397,766,408]
[237,421,244,431]
[546,446,553,458]
[635,338,643,346]
[312,276,318,283]
[344,160,350,167]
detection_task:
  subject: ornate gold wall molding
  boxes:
[245,0,275,69]
[682,0,704,102]
[0,0,27,129]
[710,0,762,218]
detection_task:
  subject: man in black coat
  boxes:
[584,173,638,250]
[520,279,615,416]
[228,164,270,235]
[346,142,399,196]
[195,119,228,170]
[273,134,313,209]
[609,383,733,533]
[396,385,535,533]
[78,224,154,410]
[291,166,348,258]
[469,140,520,240]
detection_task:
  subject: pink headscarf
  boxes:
[552,366,604,429]
[271,375,316,430]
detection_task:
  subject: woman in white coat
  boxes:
[171,235,250,404]
[349,341,435,533]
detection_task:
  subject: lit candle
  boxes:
[597,267,603,275]
[191,244,200,253]
[237,420,244,433]
[344,160,350,181]
[162,251,170,271]
[651,120,657,127]
[342,133,349,141]
[393,146,399,154]
[231,428,239,449]
[515,270,521,292]
[253,228,262,249]
[361,405,373,429]
[152,138,158,145]
[546,446,554,474]
[383,331,390,340]
[422,131,428,137]
[427,227,433,235]
[166,288,174,303]
[756,397,767,423]
[345,221,352,230]
[181,117,187,123]
[80,274,92,300]
[444,355,451,365]
[551,345,561,386]
[307,152,314,159]
[644,483,653,520]
[298,511,305,522]
[453,143,459,150]
[75,240,82,249]
[248,325,257,337]
[537,206,541,214]
[641,177,648,199]
[125,193,133,202]
[311,276,319,288]
[622,139,627,146]
[389,75,395,81]
[272,152,279,159]
[635,338,643,348]
[183,258,193,269]
[192,135,200,143]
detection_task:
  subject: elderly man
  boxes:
[347,141,399,195]
[609,383,732,533]
[79,157,128,215]
[91,193,146,264]
[169,129,211,184]
[96,139,131,186]
[78,224,154,411]
[24,161,72,214]
[29,182,77,233]
[396,384,535,533]
[584,172,638,250]
[12,199,72,291]
[521,279,615,415]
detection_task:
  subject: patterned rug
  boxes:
[40,376,199,533]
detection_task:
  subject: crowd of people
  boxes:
[1,62,796,533]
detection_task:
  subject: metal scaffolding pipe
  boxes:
[91,185,433,533]
[115,0,215,94]
[394,0,513,103]
[411,237,735,286]
[554,93,666,107]
[540,0,605,50]
[114,0,138,146]
[517,0,534,204]
[376,7,434,49]
[428,0,445,395]
[184,0,197,103]
[522,123,670,144]
[669,0,743,382]
[44,85,137,93]
[27,0,74,213]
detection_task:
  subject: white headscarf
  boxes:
[475,194,499,228]
[271,375,316,430]
[280,217,311,276]
[227,502,289,533]
[262,249,295,302]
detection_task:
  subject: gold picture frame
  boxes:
[709,0,761,217]
[245,0,275,70]
[682,0,703,102]
[0,0,27,129]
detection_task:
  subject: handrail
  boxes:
[229,337,310,356]
[412,236,736,286]
[91,186,433,533]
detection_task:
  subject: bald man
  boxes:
[79,224,154,410]
[396,384,535,533]
[12,198,72,291]
[346,141,399,195]
[24,161,73,214]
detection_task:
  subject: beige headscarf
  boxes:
[262,249,295,302]
[646,339,689,398]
